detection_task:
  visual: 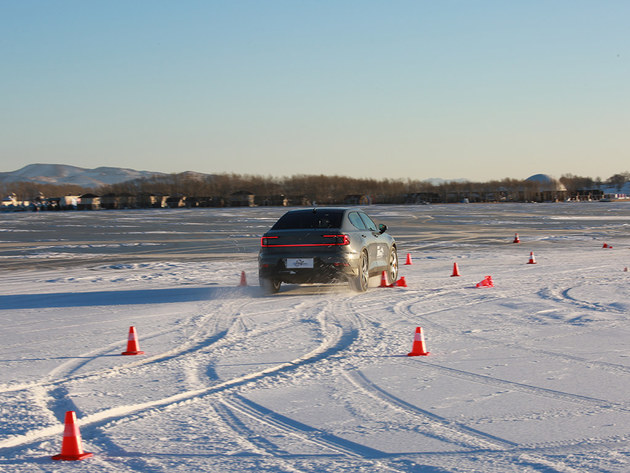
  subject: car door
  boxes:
[358,212,387,270]
[347,211,379,272]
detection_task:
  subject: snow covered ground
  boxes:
[0,203,629,473]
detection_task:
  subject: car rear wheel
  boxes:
[260,277,281,294]
[388,246,398,285]
[350,250,369,292]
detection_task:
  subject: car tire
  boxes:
[260,277,281,294]
[350,250,369,292]
[388,246,399,285]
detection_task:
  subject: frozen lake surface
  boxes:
[0,203,629,472]
[1,202,629,269]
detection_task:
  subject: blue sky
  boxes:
[2,1,629,181]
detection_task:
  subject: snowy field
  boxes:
[0,203,629,473]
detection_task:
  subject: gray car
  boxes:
[258,207,398,293]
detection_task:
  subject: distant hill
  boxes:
[1,164,469,189]
[0,164,165,188]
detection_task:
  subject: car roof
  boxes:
[271,208,356,230]
[284,207,359,214]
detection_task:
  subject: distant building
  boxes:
[287,195,311,206]
[100,193,137,209]
[524,174,568,202]
[0,193,28,210]
[256,195,288,206]
[78,193,101,210]
[60,195,80,210]
[165,195,187,208]
[343,194,371,205]
[404,192,440,204]
[599,181,630,201]
[229,191,255,207]
[137,193,168,208]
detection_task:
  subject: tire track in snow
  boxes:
[348,295,593,473]
[220,394,382,458]
[538,285,627,315]
[182,296,332,388]
[345,370,517,450]
[345,371,583,473]
[392,292,505,330]
[218,394,418,472]
[196,398,314,473]
[208,295,411,472]
[394,288,630,378]
[0,293,304,457]
[394,278,630,382]
[395,290,630,410]
[0,308,230,395]
[212,396,301,457]
[0,294,289,395]
[0,297,359,452]
[415,361,630,413]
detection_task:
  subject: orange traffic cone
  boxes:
[121,326,145,356]
[239,270,247,286]
[52,411,93,461]
[513,233,520,243]
[380,271,392,287]
[476,275,494,288]
[407,327,430,356]
[451,262,461,277]
[527,251,536,264]
[395,276,407,287]
[404,253,413,265]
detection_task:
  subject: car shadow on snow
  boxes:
[0,281,373,309]
[263,283,356,296]
[0,286,262,310]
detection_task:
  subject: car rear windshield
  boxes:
[271,210,344,230]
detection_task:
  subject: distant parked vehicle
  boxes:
[258,208,398,293]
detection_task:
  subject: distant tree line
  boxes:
[2,171,629,205]
[96,173,546,204]
[96,172,630,203]
[1,181,87,202]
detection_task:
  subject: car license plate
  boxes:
[286,258,314,269]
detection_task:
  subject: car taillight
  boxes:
[261,234,349,247]
[261,236,278,247]
[323,234,350,245]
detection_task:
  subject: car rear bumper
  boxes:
[258,253,359,284]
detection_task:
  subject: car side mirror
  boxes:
[378,223,387,234]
